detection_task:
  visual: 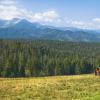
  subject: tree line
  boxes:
[0,40,100,77]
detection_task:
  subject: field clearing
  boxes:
[0,74,100,100]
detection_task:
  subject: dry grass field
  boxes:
[0,74,100,100]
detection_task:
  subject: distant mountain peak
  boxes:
[14,19,42,29]
[0,18,100,42]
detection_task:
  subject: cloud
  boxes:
[65,20,87,28]
[70,20,85,26]
[0,0,60,24]
[29,10,59,23]
[0,0,100,29]
[0,5,22,20]
[93,18,100,23]
[0,0,20,20]
[0,0,16,5]
[65,19,100,29]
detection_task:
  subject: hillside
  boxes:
[1,40,100,77]
[0,19,100,42]
[0,75,100,100]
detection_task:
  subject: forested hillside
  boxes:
[0,40,100,77]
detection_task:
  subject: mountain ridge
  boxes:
[0,18,100,42]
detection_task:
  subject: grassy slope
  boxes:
[0,74,100,100]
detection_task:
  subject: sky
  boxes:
[0,0,100,29]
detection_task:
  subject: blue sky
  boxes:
[0,0,100,29]
[17,0,100,21]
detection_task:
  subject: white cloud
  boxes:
[0,0,16,5]
[0,0,60,24]
[93,18,100,23]
[65,20,87,28]
[0,0,20,20]
[0,5,22,20]
[29,10,59,23]
[70,20,85,26]
[65,19,100,29]
[0,0,100,29]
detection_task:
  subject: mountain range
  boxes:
[0,18,100,42]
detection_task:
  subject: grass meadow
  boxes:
[0,74,100,100]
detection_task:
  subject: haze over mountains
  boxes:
[0,18,100,42]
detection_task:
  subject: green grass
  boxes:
[0,74,100,100]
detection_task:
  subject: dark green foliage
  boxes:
[0,40,100,77]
